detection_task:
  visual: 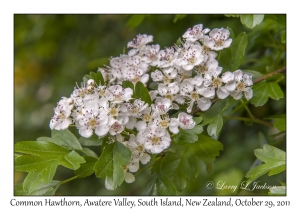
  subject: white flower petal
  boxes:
[217,86,230,99]
[225,80,236,91]
[140,153,151,164]
[136,121,147,131]
[197,98,212,111]
[231,90,243,100]
[244,88,253,100]
[124,172,135,183]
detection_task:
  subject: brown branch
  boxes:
[253,66,286,84]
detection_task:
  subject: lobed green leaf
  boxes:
[75,156,97,178]
[250,82,284,107]
[143,172,177,195]
[246,144,286,184]
[94,142,131,190]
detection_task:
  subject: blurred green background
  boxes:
[14,14,286,195]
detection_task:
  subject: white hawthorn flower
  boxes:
[77,108,109,138]
[127,134,151,172]
[127,34,153,50]
[151,69,164,82]
[152,98,173,115]
[169,112,195,134]
[230,70,253,100]
[176,42,204,71]
[105,85,133,103]
[204,28,232,51]
[140,44,160,66]
[182,24,210,42]
[137,126,171,154]
[157,47,178,68]
[50,97,73,130]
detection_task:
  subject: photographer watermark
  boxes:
[206,181,278,193]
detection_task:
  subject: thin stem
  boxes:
[134,164,154,177]
[240,99,254,120]
[60,175,78,185]
[223,116,272,127]
[134,156,163,177]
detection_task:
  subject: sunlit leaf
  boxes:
[94,142,131,190]
[15,141,85,193]
[246,144,286,184]
[240,15,264,29]
[75,156,97,178]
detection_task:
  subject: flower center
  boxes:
[89,118,97,129]
[163,76,171,84]
[151,136,161,145]
[215,39,223,47]
[109,108,118,116]
[143,114,152,122]
[165,93,173,101]
[58,113,66,121]
[199,65,208,74]
[187,57,195,64]
[159,120,169,129]
[190,91,199,100]
[236,82,245,91]
[212,78,222,88]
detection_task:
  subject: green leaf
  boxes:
[218,48,232,71]
[15,141,69,157]
[240,15,264,29]
[94,142,131,190]
[200,98,228,137]
[152,134,223,191]
[75,156,97,178]
[193,116,203,124]
[173,125,203,144]
[218,32,247,71]
[134,81,152,105]
[250,82,284,107]
[201,98,229,126]
[242,70,263,80]
[23,161,58,193]
[83,71,105,85]
[126,15,146,30]
[246,144,286,184]
[143,172,177,195]
[122,80,134,91]
[266,114,286,131]
[173,14,187,23]
[174,131,198,144]
[231,32,248,70]
[207,115,223,137]
[40,129,82,150]
[268,186,286,196]
[81,147,98,159]
[60,150,86,170]
[15,141,85,193]
[15,181,61,196]
[78,134,104,146]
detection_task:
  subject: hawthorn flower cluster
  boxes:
[50,23,253,183]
